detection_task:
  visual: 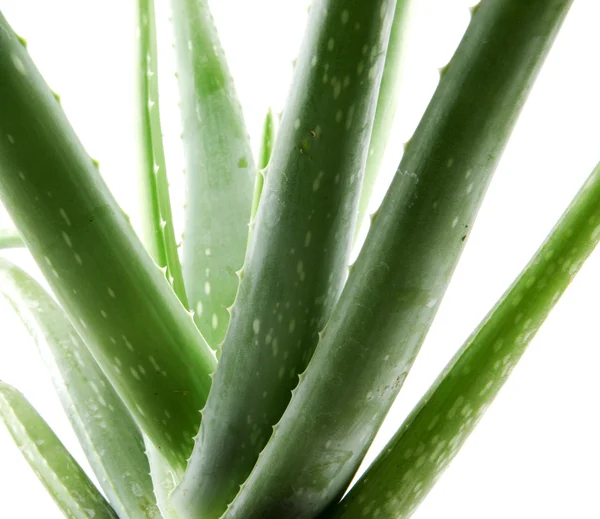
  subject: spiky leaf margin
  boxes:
[135,0,188,306]
[0,10,216,470]
[170,0,256,349]
[224,1,574,517]
[0,381,119,519]
[173,0,398,516]
[330,161,600,519]
[0,258,160,518]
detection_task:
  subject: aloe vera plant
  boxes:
[0,0,598,518]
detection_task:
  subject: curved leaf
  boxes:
[173,1,398,516]
[170,0,256,349]
[145,437,182,519]
[0,10,216,471]
[329,160,600,519]
[135,0,188,306]
[223,1,574,517]
[0,381,118,519]
[258,108,276,172]
[354,0,413,244]
[0,258,160,518]
[250,108,276,225]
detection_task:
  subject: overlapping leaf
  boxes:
[0,381,119,519]
[0,258,160,518]
[170,0,256,349]
[135,0,187,305]
[224,1,574,517]
[173,0,398,516]
[329,160,600,518]
[0,11,216,471]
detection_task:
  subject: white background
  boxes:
[1,0,599,517]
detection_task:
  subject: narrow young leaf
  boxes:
[247,109,276,250]
[354,0,413,243]
[135,0,188,306]
[0,258,160,519]
[135,0,166,272]
[329,161,600,519]
[173,1,398,517]
[170,0,256,349]
[258,108,276,171]
[0,228,24,249]
[224,1,574,517]
[145,437,182,519]
[0,11,216,471]
[250,108,276,223]
[0,381,118,519]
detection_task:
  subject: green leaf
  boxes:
[170,0,256,349]
[0,228,24,249]
[135,0,188,307]
[0,10,216,471]
[145,437,182,519]
[329,160,600,519]
[354,0,413,244]
[258,108,276,171]
[172,1,398,517]
[223,1,574,518]
[247,109,276,251]
[0,258,160,519]
[250,108,276,224]
[0,381,118,519]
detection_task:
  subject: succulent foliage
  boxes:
[0,10,216,472]
[0,381,119,519]
[170,0,257,350]
[0,0,595,518]
[220,1,574,517]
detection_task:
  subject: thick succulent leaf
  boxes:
[0,11,216,471]
[223,1,574,518]
[0,381,118,519]
[0,228,24,249]
[172,1,397,517]
[170,0,256,349]
[354,0,412,243]
[135,0,188,306]
[329,161,600,519]
[0,258,160,519]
